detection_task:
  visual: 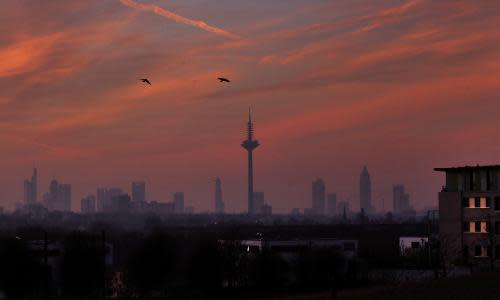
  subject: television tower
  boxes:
[241,108,259,214]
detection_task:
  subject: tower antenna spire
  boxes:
[242,108,260,214]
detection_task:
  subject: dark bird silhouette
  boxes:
[140,78,151,85]
[218,77,230,83]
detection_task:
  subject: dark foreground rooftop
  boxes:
[434,165,500,172]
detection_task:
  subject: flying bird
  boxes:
[140,78,151,85]
[218,77,230,83]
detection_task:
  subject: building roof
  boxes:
[434,165,500,172]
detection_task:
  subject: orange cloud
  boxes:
[0,32,64,77]
[119,0,241,40]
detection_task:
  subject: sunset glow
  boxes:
[1,0,500,212]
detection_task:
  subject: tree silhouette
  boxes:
[123,232,177,297]
[0,236,42,300]
[186,238,224,292]
[295,248,345,289]
[59,232,104,297]
[248,249,290,290]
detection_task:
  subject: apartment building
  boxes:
[435,165,500,268]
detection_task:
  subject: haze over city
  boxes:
[1,0,500,212]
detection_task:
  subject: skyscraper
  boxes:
[393,184,410,214]
[44,179,71,211]
[241,108,259,214]
[96,187,107,212]
[359,166,373,214]
[253,191,265,214]
[23,168,37,203]
[81,195,96,214]
[312,178,326,214]
[96,187,123,212]
[174,192,184,214]
[214,177,225,214]
[132,181,146,202]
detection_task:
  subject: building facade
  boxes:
[436,165,500,268]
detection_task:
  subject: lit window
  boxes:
[469,221,489,233]
[469,197,475,208]
[481,221,488,233]
[470,221,476,233]
[480,197,487,208]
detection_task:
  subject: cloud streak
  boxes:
[119,0,241,40]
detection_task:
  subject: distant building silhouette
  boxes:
[96,188,107,212]
[312,178,326,214]
[393,184,411,213]
[253,191,265,214]
[338,200,350,216]
[174,192,184,214]
[81,195,96,214]
[359,166,374,214]
[241,108,260,214]
[108,194,131,213]
[327,193,337,216]
[214,177,225,214]
[261,203,272,216]
[23,168,37,203]
[43,179,71,211]
[97,187,123,212]
[132,181,146,202]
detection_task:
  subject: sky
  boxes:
[1,0,500,213]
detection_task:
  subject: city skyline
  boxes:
[2,1,500,212]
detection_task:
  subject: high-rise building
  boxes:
[393,184,411,213]
[44,179,71,211]
[132,181,146,202]
[327,193,337,216]
[253,192,265,214]
[360,166,373,214]
[312,178,326,214]
[97,188,107,212]
[109,194,131,213]
[215,177,225,214]
[81,195,96,214]
[241,108,260,214]
[435,165,500,267]
[23,168,38,203]
[174,192,184,214]
[59,184,71,211]
[97,187,123,212]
